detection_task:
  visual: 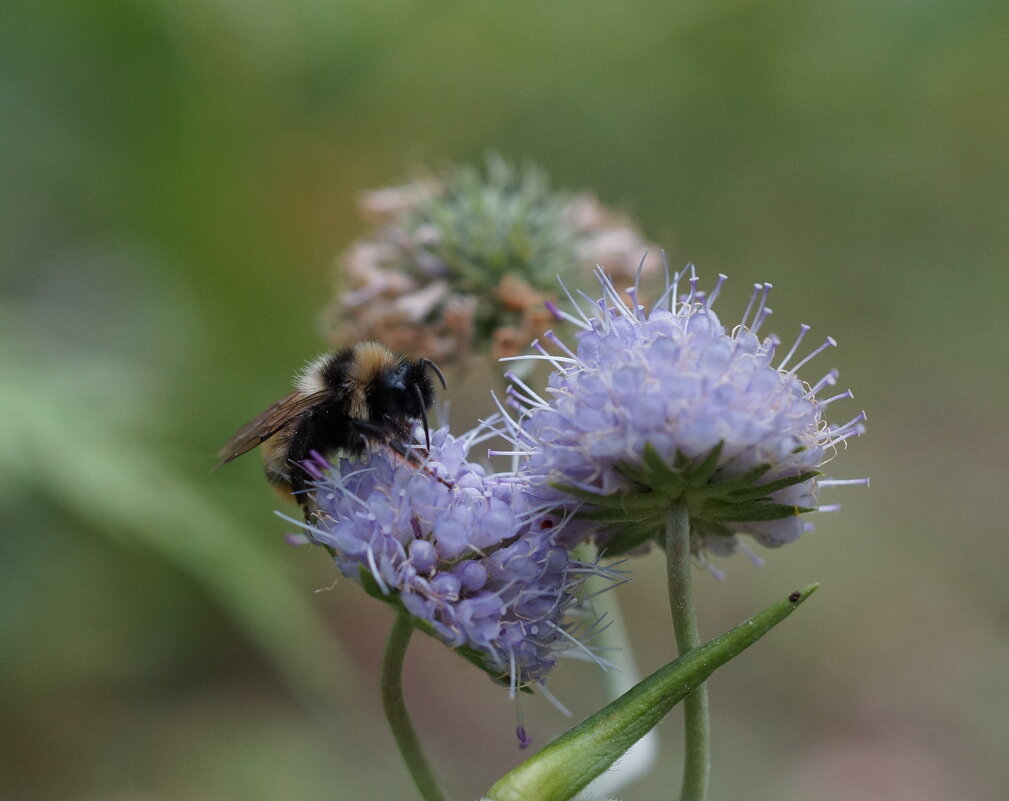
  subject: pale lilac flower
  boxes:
[499,266,867,569]
[289,427,615,690]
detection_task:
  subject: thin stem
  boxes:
[665,502,710,801]
[381,611,449,801]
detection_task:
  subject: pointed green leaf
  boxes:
[486,585,819,801]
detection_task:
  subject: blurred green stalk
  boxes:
[665,501,710,801]
[381,612,449,801]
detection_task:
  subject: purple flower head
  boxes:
[501,265,867,569]
[297,426,614,690]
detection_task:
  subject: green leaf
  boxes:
[486,585,819,801]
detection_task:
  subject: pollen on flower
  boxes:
[282,425,622,690]
[501,264,867,565]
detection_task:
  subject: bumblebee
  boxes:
[218,342,446,511]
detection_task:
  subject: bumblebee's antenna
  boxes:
[413,384,432,451]
[420,358,447,390]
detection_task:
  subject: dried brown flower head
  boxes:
[324,159,657,366]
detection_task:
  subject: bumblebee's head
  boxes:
[370,356,447,449]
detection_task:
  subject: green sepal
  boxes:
[637,442,690,495]
[358,564,396,603]
[486,585,819,801]
[550,483,613,504]
[682,441,725,486]
[594,521,665,556]
[553,483,673,513]
[718,470,821,502]
[555,444,821,556]
[574,508,659,525]
[690,519,735,539]
[688,462,773,496]
[701,499,815,522]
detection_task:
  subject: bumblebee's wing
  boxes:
[216,390,329,466]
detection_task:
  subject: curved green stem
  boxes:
[665,502,710,801]
[381,612,449,801]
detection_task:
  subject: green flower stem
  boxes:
[381,612,449,801]
[665,501,709,801]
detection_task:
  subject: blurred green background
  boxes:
[3,1,1008,799]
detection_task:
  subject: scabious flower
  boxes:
[293,426,613,690]
[500,266,867,569]
[323,156,656,365]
